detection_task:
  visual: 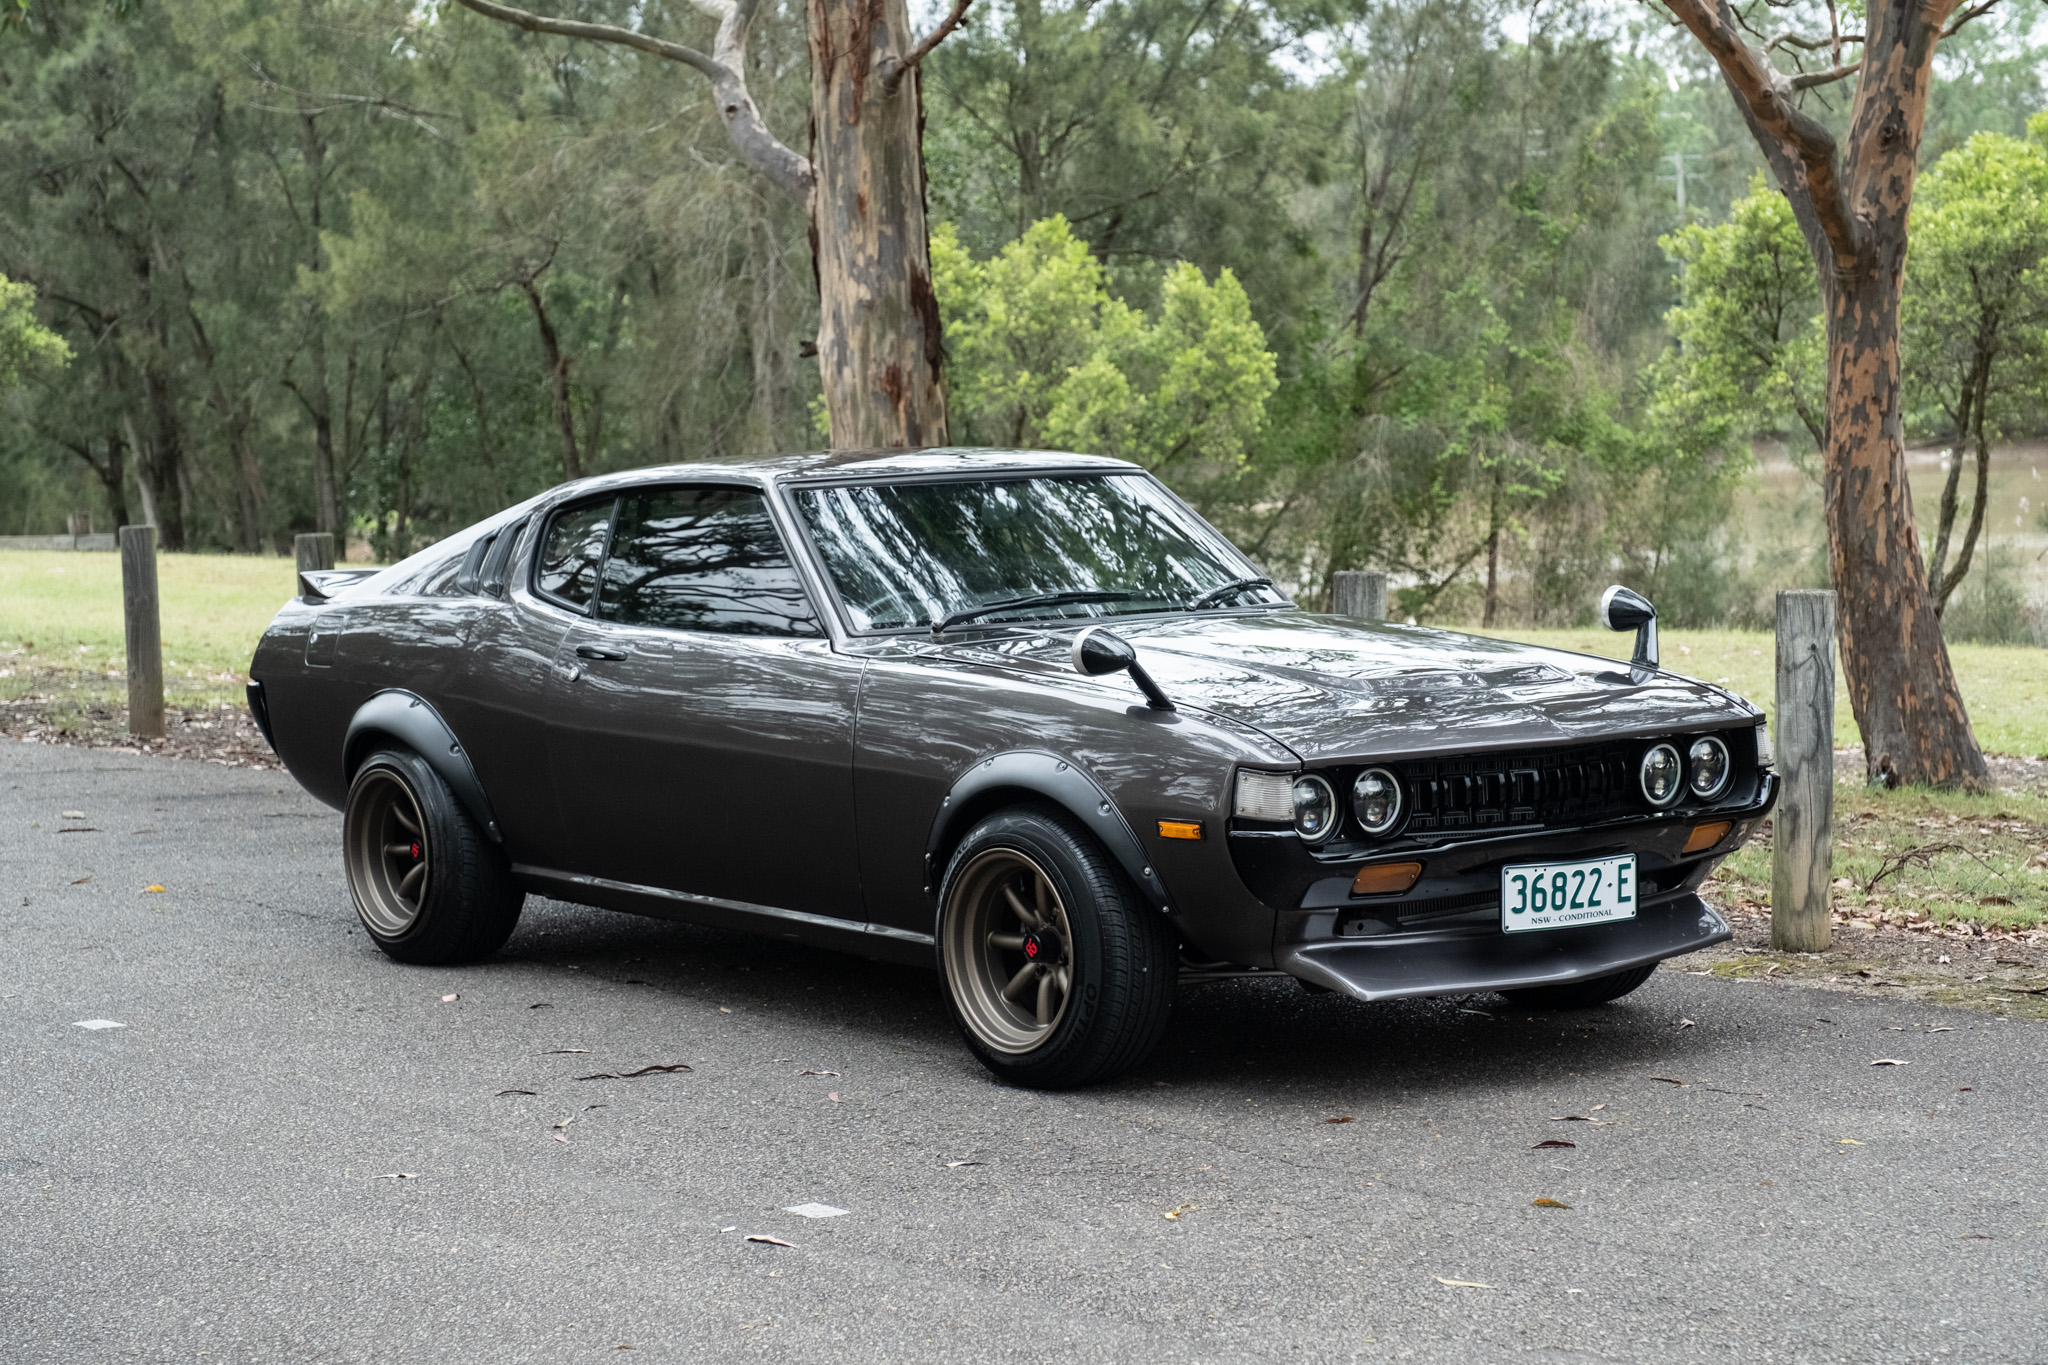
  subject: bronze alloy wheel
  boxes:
[942,847,1076,1055]
[344,766,432,939]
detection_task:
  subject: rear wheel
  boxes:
[343,747,523,965]
[1499,961,1657,1010]
[938,805,1176,1089]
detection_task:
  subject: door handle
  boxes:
[576,644,628,661]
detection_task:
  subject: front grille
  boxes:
[1391,743,1638,835]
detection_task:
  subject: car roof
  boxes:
[550,447,1143,499]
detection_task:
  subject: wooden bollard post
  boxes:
[1331,570,1388,622]
[295,531,336,574]
[1771,589,1835,952]
[119,524,165,740]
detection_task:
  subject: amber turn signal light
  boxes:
[1351,861,1422,896]
[1683,820,1733,855]
[1157,820,1204,841]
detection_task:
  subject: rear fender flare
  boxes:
[343,690,503,844]
[924,749,1175,918]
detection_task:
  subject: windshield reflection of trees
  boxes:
[600,489,817,636]
[797,475,1266,630]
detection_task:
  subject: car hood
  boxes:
[943,612,1761,765]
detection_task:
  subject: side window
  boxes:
[536,500,616,610]
[597,486,820,637]
[480,516,530,598]
[451,531,499,596]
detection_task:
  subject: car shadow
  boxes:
[496,897,1709,1104]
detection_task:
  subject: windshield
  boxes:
[789,473,1286,632]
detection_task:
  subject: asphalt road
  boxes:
[3,741,2044,1365]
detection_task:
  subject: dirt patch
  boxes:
[1,689,283,770]
[1837,743,2048,796]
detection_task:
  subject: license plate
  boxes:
[1501,854,1637,933]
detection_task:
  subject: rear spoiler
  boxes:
[298,567,378,602]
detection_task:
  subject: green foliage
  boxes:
[933,216,1276,475]
[0,274,68,386]
[1649,174,1824,454]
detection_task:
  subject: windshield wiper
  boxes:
[930,589,1137,637]
[1186,576,1274,611]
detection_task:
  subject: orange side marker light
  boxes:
[1351,862,1422,897]
[1683,821,1733,855]
[1157,820,1204,841]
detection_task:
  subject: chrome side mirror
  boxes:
[1070,626,1175,711]
[1598,585,1658,671]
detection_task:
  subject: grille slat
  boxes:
[1395,743,1638,835]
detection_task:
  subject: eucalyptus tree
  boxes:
[1904,123,2048,616]
[450,0,973,449]
[1652,0,2003,789]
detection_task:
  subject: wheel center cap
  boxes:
[1022,932,1046,961]
[409,842,422,861]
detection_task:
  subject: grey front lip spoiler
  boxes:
[1279,894,1731,1003]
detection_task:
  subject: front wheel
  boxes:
[938,806,1176,1089]
[343,746,524,965]
[1498,961,1657,1010]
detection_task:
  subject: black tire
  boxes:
[343,746,524,965]
[1499,961,1657,1010]
[937,804,1176,1090]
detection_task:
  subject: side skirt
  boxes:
[512,865,935,968]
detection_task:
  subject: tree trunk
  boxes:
[1932,369,1994,614]
[140,357,186,550]
[747,191,787,450]
[520,278,583,481]
[1821,252,1988,789]
[1481,463,1503,628]
[807,0,948,448]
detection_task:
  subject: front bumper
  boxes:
[1278,891,1730,1003]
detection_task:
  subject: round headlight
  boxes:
[1639,743,1682,808]
[1292,774,1339,843]
[1350,768,1403,837]
[1688,736,1732,799]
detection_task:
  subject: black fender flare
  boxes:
[342,690,503,843]
[924,749,1175,917]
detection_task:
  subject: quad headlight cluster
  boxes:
[1235,766,1404,844]
[1638,735,1733,807]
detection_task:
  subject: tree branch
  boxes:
[1940,0,2000,40]
[1789,62,1859,90]
[881,0,975,95]
[450,0,814,199]
[1659,0,1862,270]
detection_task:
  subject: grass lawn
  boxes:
[0,549,297,709]
[1474,626,2047,758]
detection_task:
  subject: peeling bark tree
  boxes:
[1658,0,1995,789]
[454,0,968,449]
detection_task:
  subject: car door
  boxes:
[543,483,866,921]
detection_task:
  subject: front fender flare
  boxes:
[924,749,1175,917]
[343,690,503,843]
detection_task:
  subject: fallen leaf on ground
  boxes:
[69,876,90,885]
[374,1173,417,1180]
[1324,1116,1355,1124]
[745,1234,795,1247]
[1434,1278,1493,1289]
[785,1203,848,1219]
[1163,1203,1196,1221]
[1870,1059,1910,1067]
[1930,1027,1954,1033]
[799,1069,840,1076]
[827,1091,841,1103]
[441,994,458,1002]
[142,885,164,893]
[1677,1018,1696,1030]
[1649,1076,1686,1086]
[719,1007,733,1014]
[1550,1115,1613,1125]
[552,1132,569,1143]
[529,1002,552,1010]
[576,1064,692,1081]
[1959,1234,1992,1240]
[1836,1139,1864,1146]
[945,1160,984,1168]
[496,1089,537,1097]
[61,810,84,819]
[1531,1198,1571,1209]
[1531,1139,1576,1149]
[1959,1086,1973,1092]
[546,1049,592,1054]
